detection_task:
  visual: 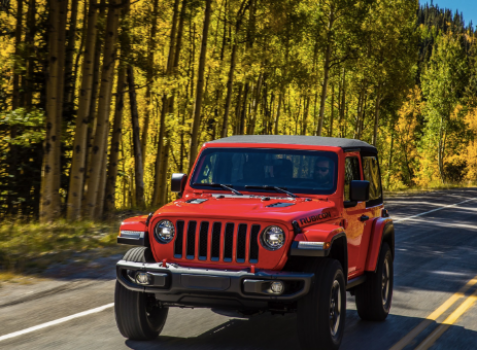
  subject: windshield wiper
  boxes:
[244,185,297,198]
[193,183,243,196]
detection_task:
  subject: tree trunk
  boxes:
[188,0,212,172]
[438,115,446,184]
[24,0,36,109]
[357,89,367,140]
[64,0,79,108]
[140,0,160,161]
[221,42,238,138]
[248,74,263,135]
[85,0,107,173]
[221,0,248,138]
[7,0,23,215]
[66,0,98,221]
[315,7,335,136]
[127,66,145,208]
[339,69,346,138]
[354,82,365,139]
[233,83,243,134]
[159,137,171,205]
[152,0,181,206]
[302,95,310,135]
[40,0,61,222]
[239,83,249,135]
[386,132,394,188]
[328,84,334,137]
[83,0,121,220]
[70,0,88,106]
[372,83,381,146]
[56,0,68,124]
[104,67,125,214]
[12,0,23,110]
[273,92,282,135]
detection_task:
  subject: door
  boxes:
[343,153,374,278]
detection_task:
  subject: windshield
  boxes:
[191,148,338,195]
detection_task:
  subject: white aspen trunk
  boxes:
[188,0,212,172]
[104,67,125,214]
[40,0,61,222]
[127,66,145,208]
[66,0,98,221]
[83,0,121,219]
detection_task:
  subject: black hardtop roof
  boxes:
[209,135,377,154]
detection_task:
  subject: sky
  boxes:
[421,0,477,27]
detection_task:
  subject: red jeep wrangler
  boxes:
[114,135,394,350]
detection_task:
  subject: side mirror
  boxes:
[171,173,188,193]
[350,180,370,202]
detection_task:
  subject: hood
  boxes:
[154,195,340,228]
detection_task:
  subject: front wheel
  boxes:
[355,242,393,321]
[114,247,169,340]
[297,259,346,350]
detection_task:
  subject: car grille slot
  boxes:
[236,224,247,263]
[199,222,209,260]
[211,222,221,261]
[174,220,260,264]
[186,221,197,259]
[223,223,235,262]
[174,220,185,258]
[249,225,260,263]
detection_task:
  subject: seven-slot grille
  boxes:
[174,220,260,263]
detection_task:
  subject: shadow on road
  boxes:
[124,310,477,350]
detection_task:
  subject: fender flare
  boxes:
[289,227,348,278]
[117,215,151,247]
[365,218,394,272]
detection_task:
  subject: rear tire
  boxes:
[297,259,346,350]
[355,242,393,321]
[115,247,168,340]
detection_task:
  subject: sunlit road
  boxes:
[2,188,477,350]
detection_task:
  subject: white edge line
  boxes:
[0,303,114,342]
[394,198,477,223]
[2,197,477,342]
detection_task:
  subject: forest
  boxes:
[0,0,476,222]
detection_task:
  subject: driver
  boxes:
[313,158,333,188]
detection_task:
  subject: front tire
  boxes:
[115,247,168,340]
[297,259,346,350]
[355,242,393,321]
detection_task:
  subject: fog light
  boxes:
[135,272,150,285]
[270,281,284,294]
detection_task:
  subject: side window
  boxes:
[363,156,382,203]
[344,157,360,201]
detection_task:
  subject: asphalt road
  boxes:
[2,188,477,350]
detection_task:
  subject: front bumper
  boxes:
[116,260,313,309]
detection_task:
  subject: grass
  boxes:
[384,181,476,197]
[0,219,126,278]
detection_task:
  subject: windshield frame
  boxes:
[189,147,339,196]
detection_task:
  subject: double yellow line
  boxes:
[390,275,477,350]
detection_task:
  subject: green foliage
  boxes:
[0,108,45,146]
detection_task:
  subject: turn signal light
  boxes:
[297,241,331,250]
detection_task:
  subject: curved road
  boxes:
[2,188,477,349]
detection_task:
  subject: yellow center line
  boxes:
[389,276,477,350]
[414,289,477,350]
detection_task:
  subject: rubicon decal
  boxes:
[299,212,332,225]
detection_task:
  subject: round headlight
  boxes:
[261,226,285,250]
[154,220,175,244]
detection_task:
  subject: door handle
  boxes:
[359,215,369,222]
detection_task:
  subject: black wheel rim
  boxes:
[329,280,341,337]
[145,294,164,328]
[382,258,390,307]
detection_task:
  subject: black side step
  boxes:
[346,275,367,290]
